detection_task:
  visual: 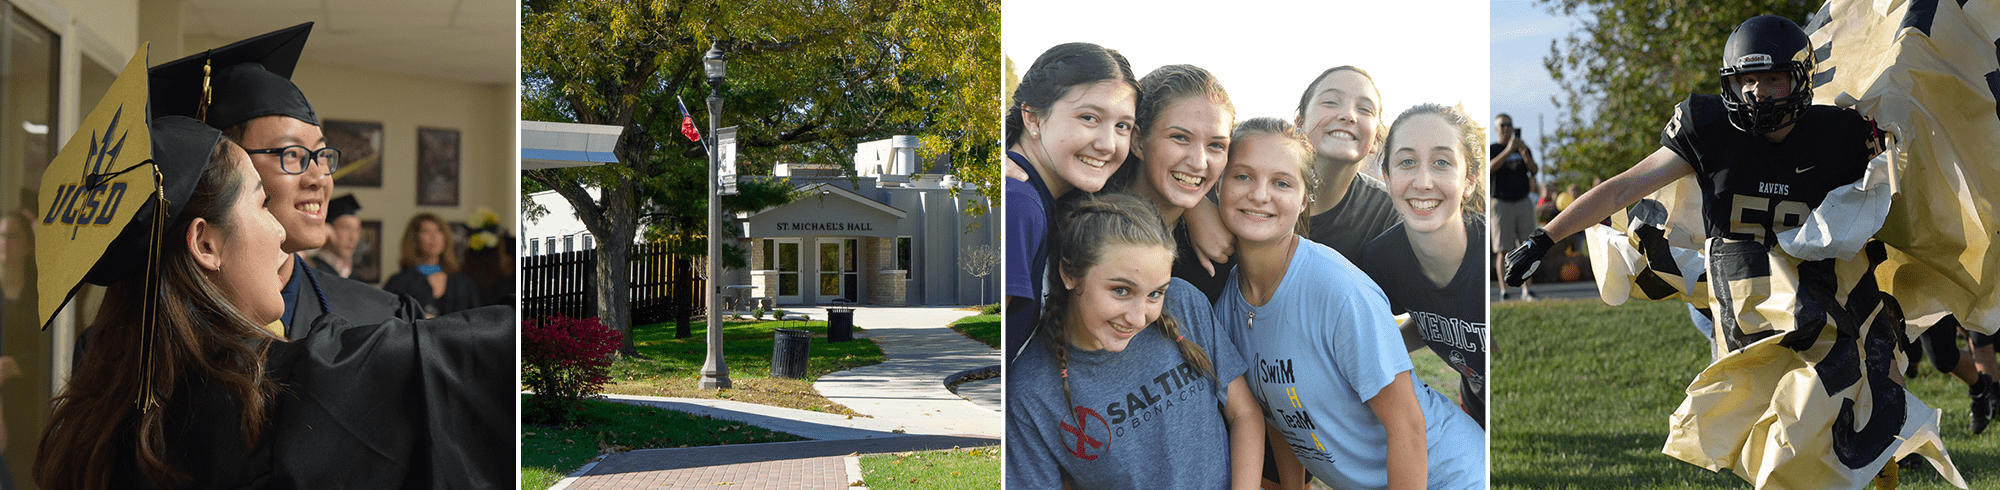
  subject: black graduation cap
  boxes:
[328,194,361,221]
[150,22,317,130]
[37,46,224,330]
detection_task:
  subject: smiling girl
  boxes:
[1004,43,1140,367]
[1005,193,1262,490]
[1213,117,1484,490]
[1100,65,1239,297]
[1356,104,1490,428]
[1180,67,1400,298]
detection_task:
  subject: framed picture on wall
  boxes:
[324,120,383,188]
[417,127,461,206]
[354,220,384,285]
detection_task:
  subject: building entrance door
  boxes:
[818,238,859,303]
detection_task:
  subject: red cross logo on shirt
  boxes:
[1059,406,1110,461]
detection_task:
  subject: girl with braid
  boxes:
[1005,192,1263,490]
[1003,43,1140,368]
[1214,118,1485,490]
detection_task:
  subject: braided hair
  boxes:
[1005,43,1138,149]
[1106,64,1236,193]
[1038,192,1216,427]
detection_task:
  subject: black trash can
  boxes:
[771,328,812,378]
[826,308,855,342]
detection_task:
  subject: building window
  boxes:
[564,235,575,253]
[762,239,775,270]
[583,234,595,250]
[529,238,540,256]
[896,236,912,271]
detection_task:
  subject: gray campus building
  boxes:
[732,136,995,307]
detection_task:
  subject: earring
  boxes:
[1032,131,1041,139]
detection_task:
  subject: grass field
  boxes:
[950,314,1000,348]
[1494,298,2000,489]
[858,446,1001,490]
[519,397,803,489]
[603,319,885,413]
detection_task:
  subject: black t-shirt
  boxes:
[1358,216,1490,427]
[1306,173,1401,262]
[1171,219,1237,304]
[1658,94,1873,247]
[1489,142,1533,201]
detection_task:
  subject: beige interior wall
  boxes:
[184,33,515,283]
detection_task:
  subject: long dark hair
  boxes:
[1037,192,1215,425]
[36,138,281,490]
[1004,42,1138,149]
[1106,64,1236,194]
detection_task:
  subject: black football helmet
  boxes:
[1719,15,1814,134]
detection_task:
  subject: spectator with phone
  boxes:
[1489,114,1537,299]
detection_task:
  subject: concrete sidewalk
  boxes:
[814,307,1001,437]
[551,306,1002,489]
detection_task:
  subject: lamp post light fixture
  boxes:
[697,42,732,390]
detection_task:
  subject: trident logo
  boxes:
[45,105,132,237]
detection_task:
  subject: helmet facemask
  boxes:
[1718,15,1815,134]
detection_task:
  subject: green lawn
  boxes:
[1494,298,2000,489]
[520,396,803,489]
[858,446,1001,490]
[949,314,1000,349]
[603,319,885,412]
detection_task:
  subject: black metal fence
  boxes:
[522,242,704,325]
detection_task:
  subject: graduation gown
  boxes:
[288,259,423,340]
[381,267,480,318]
[117,305,515,489]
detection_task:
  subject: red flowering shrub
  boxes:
[522,315,623,424]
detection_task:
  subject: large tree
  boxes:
[522,0,999,354]
[1540,0,1817,185]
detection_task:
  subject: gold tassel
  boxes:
[197,59,212,123]
[135,163,166,412]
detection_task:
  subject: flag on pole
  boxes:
[678,96,701,142]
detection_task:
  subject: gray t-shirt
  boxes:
[1216,239,1486,490]
[1308,173,1402,262]
[1006,277,1249,489]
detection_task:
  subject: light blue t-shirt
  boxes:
[1007,277,1249,489]
[1215,238,1486,490]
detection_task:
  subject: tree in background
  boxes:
[522,0,1000,354]
[960,244,997,305]
[1540,0,1817,185]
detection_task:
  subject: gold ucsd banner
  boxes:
[36,46,156,331]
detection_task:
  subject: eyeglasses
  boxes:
[245,145,341,175]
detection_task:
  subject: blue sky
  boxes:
[1490,0,1582,172]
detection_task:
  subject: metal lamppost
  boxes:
[697,43,732,390]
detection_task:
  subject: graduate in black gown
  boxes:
[383,213,481,318]
[30,34,510,490]
[147,23,424,337]
[309,195,362,280]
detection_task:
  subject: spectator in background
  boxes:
[310,195,362,279]
[1489,113,1537,299]
[385,213,480,317]
[459,208,515,308]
